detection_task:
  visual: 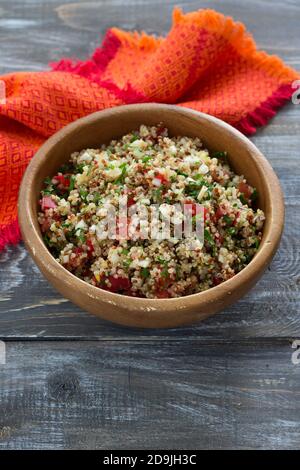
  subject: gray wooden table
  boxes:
[0,0,299,450]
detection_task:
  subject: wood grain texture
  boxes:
[0,339,300,450]
[0,0,299,450]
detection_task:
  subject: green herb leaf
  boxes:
[75,163,85,173]
[176,170,189,177]
[153,188,163,203]
[239,194,248,205]
[41,188,54,196]
[156,256,167,265]
[253,238,260,249]
[251,188,258,202]
[193,174,204,181]
[212,151,228,164]
[92,192,102,204]
[69,175,76,192]
[223,214,233,226]
[142,155,152,164]
[161,265,169,278]
[185,178,211,198]
[79,188,88,202]
[130,133,139,143]
[123,258,132,268]
[76,229,86,243]
[204,228,215,246]
[65,227,76,241]
[227,227,236,236]
[141,268,150,279]
[43,176,53,186]
[115,162,127,184]
[43,234,51,246]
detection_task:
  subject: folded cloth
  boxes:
[0,8,298,252]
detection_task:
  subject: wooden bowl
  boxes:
[18,104,284,328]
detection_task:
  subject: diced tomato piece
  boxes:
[52,213,61,222]
[104,275,132,293]
[238,182,252,199]
[53,174,70,188]
[155,172,169,185]
[156,290,171,298]
[213,276,223,286]
[127,197,135,207]
[74,247,83,255]
[156,290,170,298]
[156,270,174,291]
[184,201,202,217]
[82,268,91,277]
[41,196,57,210]
[190,203,200,217]
[215,206,226,220]
[99,277,139,297]
[87,239,94,254]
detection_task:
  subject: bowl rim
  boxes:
[18,103,284,311]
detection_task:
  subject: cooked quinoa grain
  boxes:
[38,125,265,298]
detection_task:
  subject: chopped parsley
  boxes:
[212,151,228,164]
[115,162,127,184]
[141,268,150,279]
[239,194,248,205]
[69,175,76,192]
[223,214,233,226]
[204,228,215,246]
[142,155,152,164]
[79,188,88,202]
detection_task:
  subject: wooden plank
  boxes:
[0,0,299,75]
[0,339,299,449]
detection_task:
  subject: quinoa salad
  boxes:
[38,125,265,298]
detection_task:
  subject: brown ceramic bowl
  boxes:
[18,104,284,328]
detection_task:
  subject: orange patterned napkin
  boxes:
[0,8,298,251]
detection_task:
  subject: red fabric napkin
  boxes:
[0,8,298,252]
